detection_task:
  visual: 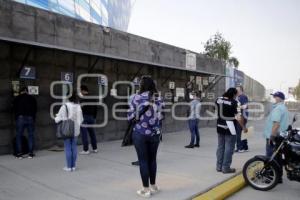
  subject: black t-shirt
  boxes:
[80,98,98,118]
[215,97,238,134]
[13,93,37,119]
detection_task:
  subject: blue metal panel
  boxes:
[27,0,49,10]
[13,0,132,31]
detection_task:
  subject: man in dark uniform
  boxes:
[215,88,247,173]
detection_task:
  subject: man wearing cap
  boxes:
[263,91,289,183]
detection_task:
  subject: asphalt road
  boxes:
[229,112,300,200]
[229,176,300,200]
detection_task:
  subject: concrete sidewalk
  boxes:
[0,121,266,200]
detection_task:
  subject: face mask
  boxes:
[270,98,276,104]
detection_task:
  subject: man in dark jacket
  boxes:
[13,87,37,159]
[235,86,249,152]
[79,85,98,154]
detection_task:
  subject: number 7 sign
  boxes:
[20,66,36,79]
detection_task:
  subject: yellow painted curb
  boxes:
[193,174,246,200]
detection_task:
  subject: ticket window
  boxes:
[12,66,39,96]
[169,81,175,103]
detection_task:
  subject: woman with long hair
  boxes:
[128,76,164,198]
[55,91,83,172]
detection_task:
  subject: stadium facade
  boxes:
[13,0,133,31]
[0,0,265,154]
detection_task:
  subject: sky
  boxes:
[128,0,300,94]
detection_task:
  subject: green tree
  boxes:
[203,32,240,68]
[228,57,239,68]
[293,80,300,100]
[203,32,232,61]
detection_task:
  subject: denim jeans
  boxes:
[80,115,97,151]
[64,137,77,168]
[266,139,274,158]
[188,119,200,145]
[16,116,35,155]
[216,133,236,171]
[133,132,160,187]
[236,120,248,151]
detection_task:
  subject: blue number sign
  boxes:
[20,66,36,79]
[61,72,73,83]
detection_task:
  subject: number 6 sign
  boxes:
[61,72,73,83]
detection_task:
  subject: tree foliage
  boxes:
[229,57,239,68]
[293,80,300,100]
[204,32,232,61]
[203,32,240,68]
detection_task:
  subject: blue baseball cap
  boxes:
[271,91,285,100]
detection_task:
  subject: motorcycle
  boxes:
[243,114,300,191]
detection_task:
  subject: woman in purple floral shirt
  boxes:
[128,76,164,198]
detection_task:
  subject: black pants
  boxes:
[266,139,283,179]
[133,132,160,187]
[236,120,248,150]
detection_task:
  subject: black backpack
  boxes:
[12,136,29,156]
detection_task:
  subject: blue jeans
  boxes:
[216,133,236,171]
[64,138,77,168]
[80,115,97,151]
[16,116,35,154]
[188,119,200,145]
[236,121,248,151]
[133,132,160,187]
[266,139,274,157]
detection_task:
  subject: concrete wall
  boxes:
[0,0,261,155]
[0,0,225,75]
[244,74,265,101]
[0,41,225,154]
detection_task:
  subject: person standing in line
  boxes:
[55,92,83,172]
[128,76,164,198]
[13,87,37,159]
[263,91,289,183]
[185,91,201,148]
[79,85,98,155]
[215,88,247,174]
[235,86,249,153]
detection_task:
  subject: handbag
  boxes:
[151,126,162,136]
[57,105,75,139]
[121,104,151,146]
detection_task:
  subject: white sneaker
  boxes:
[63,167,72,172]
[137,189,151,198]
[72,167,76,172]
[150,185,159,194]
[238,150,245,153]
[79,151,90,155]
[92,149,98,153]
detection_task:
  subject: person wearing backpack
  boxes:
[128,76,164,198]
[55,92,83,172]
[13,87,37,159]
